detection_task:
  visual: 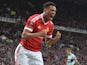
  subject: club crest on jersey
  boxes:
[30,21,33,25]
[46,27,49,32]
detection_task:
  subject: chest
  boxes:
[34,21,50,33]
[68,55,74,60]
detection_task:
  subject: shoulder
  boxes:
[49,21,54,25]
[48,21,54,27]
[69,53,76,59]
[72,53,76,57]
[48,21,54,28]
[26,14,41,25]
[27,14,41,22]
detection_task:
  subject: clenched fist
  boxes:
[39,30,47,38]
[55,31,61,40]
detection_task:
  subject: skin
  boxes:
[22,5,61,47]
[43,5,57,21]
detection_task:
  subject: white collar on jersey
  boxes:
[40,13,48,25]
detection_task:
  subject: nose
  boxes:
[51,12,56,17]
[52,10,56,15]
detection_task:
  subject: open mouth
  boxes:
[51,15,54,18]
[47,15,54,20]
[50,15,54,20]
[49,17,53,20]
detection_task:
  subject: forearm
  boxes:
[46,37,59,46]
[21,29,46,39]
[22,32,41,39]
[65,60,69,65]
[75,59,79,64]
[65,61,68,65]
[46,31,61,47]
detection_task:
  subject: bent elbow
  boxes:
[21,33,27,39]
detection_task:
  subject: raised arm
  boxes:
[46,31,61,47]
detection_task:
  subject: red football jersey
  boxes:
[20,13,54,52]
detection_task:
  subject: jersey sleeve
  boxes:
[67,56,70,60]
[24,16,35,32]
[47,22,54,38]
[67,54,76,60]
[72,54,76,59]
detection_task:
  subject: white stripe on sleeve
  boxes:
[47,35,52,39]
[24,27,33,32]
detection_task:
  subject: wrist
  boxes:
[46,44,51,48]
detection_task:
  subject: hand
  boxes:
[46,31,61,46]
[39,29,47,38]
[55,31,61,40]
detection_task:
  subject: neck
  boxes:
[43,12,48,22]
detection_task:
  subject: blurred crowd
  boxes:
[0,0,35,23]
[0,23,87,65]
[0,23,22,65]
[42,31,87,65]
[0,0,87,30]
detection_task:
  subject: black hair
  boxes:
[43,2,56,9]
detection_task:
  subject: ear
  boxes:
[43,8,46,12]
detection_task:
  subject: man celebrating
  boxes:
[15,1,61,65]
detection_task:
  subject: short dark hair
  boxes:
[43,2,56,9]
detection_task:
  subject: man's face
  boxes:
[44,5,56,21]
